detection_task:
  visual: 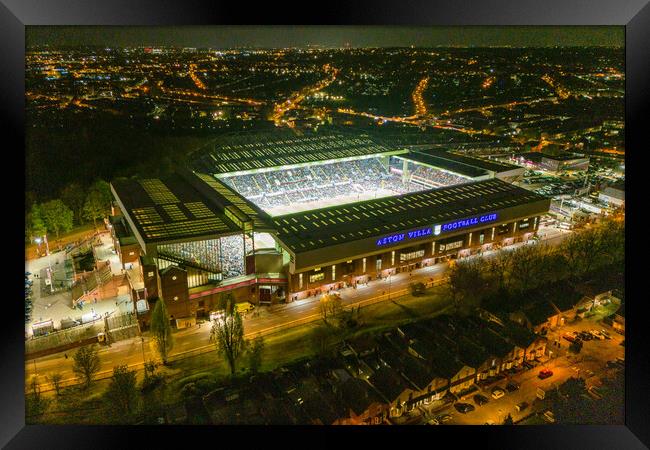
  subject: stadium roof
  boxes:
[111,176,242,245]
[188,132,405,176]
[273,178,548,254]
[413,148,522,174]
[397,151,488,178]
[181,170,275,232]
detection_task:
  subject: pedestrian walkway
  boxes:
[26,230,134,337]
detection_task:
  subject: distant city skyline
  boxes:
[26,26,624,49]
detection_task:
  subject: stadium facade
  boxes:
[109,131,548,328]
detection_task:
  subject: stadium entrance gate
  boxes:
[398,262,420,274]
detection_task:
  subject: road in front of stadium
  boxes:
[26,226,570,391]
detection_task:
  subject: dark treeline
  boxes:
[25,113,212,208]
[447,216,625,315]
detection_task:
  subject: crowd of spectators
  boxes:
[157,235,245,279]
[409,165,470,187]
[221,158,430,210]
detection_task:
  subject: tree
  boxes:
[72,345,100,389]
[310,324,339,358]
[211,309,246,376]
[90,179,113,210]
[26,203,47,243]
[503,413,514,425]
[150,298,174,365]
[48,372,63,396]
[105,365,139,417]
[319,293,343,322]
[486,252,510,292]
[25,377,50,422]
[25,275,33,324]
[61,182,86,226]
[83,189,107,231]
[536,245,568,285]
[507,245,544,293]
[215,292,235,315]
[247,335,265,375]
[447,258,489,315]
[40,199,73,239]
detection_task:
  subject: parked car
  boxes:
[506,381,520,392]
[515,401,529,412]
[600,329,612,339]
[436,414,453,423]
[426,418,440,425]
[491,387,505,399]
[538,369,554,379]
[473,394,489,406]
[543,410,556,423]
[588,386,603,400]
[589,330,605,340]
[578,331,593,341]
[563,332,578,342]
[484,420,496,425]
[454,402,475,414]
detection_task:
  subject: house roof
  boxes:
[337,378,385,417]
[522,300,558,326]
[368,365,406,403]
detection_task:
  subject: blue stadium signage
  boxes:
[438,213,498,233]
[374,213,498,247]
[376,227,432,247]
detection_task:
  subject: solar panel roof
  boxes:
[397,152,488,178]
[274,178,548,253]
[414,149,522,173]
[189,132,404,175]
[111,176,240,244]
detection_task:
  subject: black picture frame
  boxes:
[2,1,648,448]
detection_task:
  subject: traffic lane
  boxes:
[25,230,572,385]
[26,336,156,382]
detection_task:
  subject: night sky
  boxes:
[26,26,623,48]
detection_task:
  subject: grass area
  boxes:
[26,223,98,260]
[32,285,453,424]
[517,414,549,425]
[168,285,452,385]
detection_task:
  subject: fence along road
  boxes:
[28,278,446,393]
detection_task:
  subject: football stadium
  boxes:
[109,131,547,328]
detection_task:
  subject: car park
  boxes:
[506,381,520,392]
[491,387,505,399]
[454,403,475,414]
[473,394,489,406]
[538,369,554,379]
